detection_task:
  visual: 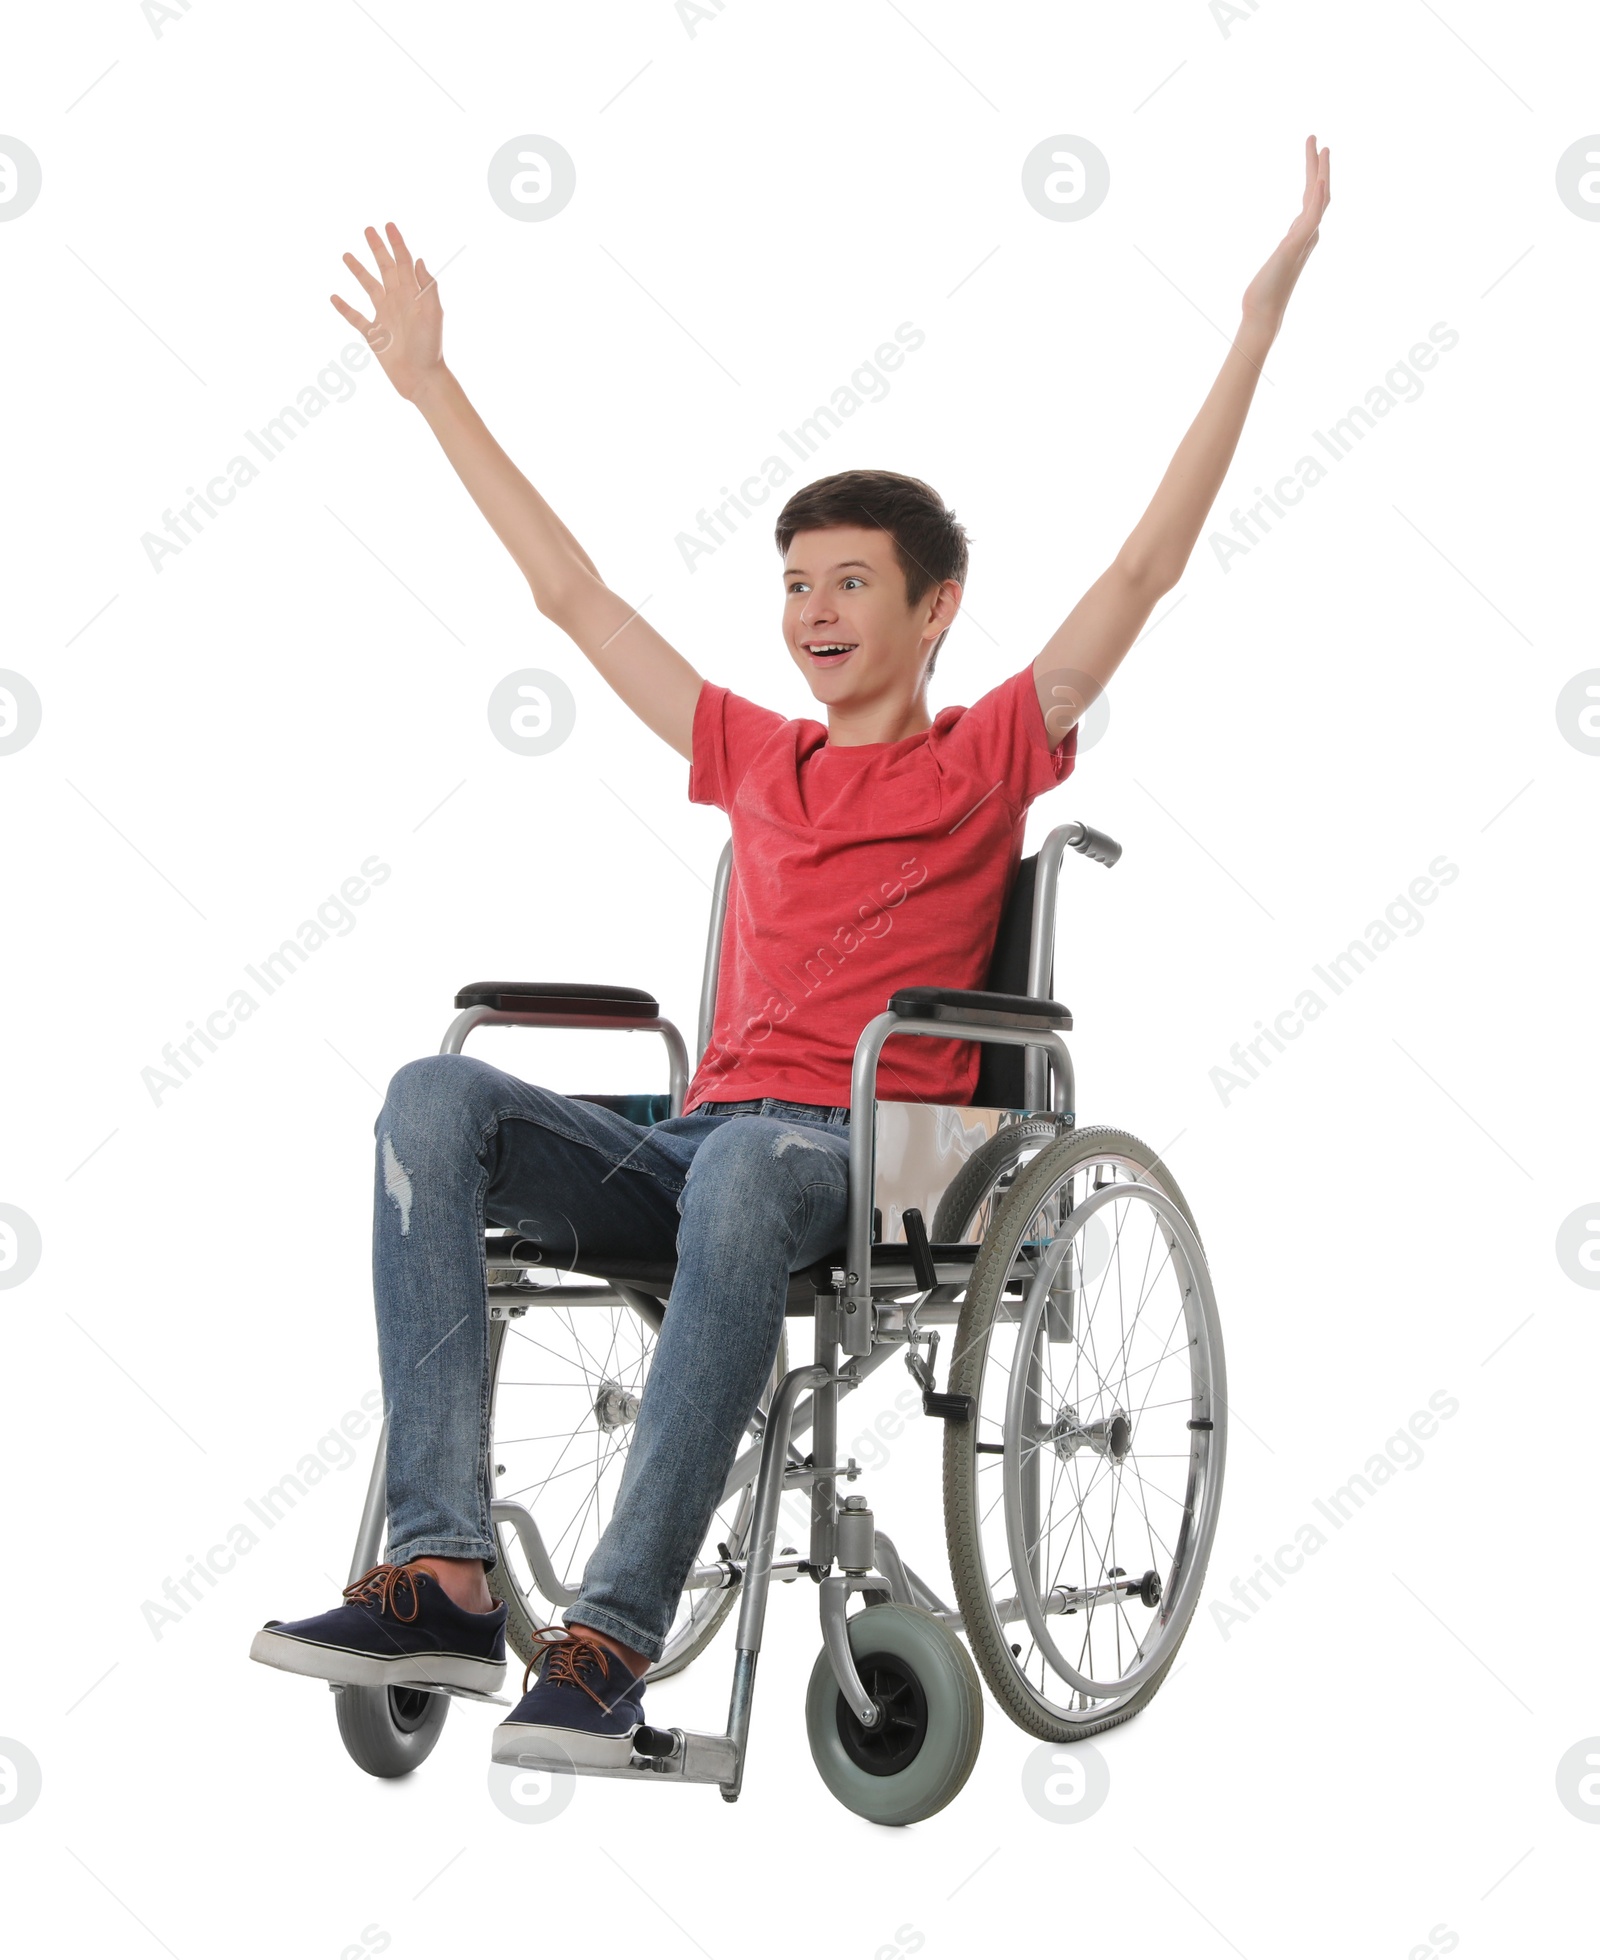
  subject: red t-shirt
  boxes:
[684,665,1077,1110]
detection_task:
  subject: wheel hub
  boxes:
[1043,1402,1132,1463]
[834,1652,929,1776]
[387,1684,438,1730]
[594,1380,641,1431]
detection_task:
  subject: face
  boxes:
[781,525,959,711]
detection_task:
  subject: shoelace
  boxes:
[342,1561,431,1624]
[524,1624,634,1711]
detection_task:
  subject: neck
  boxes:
[824,690,933,748]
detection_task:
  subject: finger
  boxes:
[330,293,374,335]
[1295,150,1316,220]
[415,255,438,302]
[364,222,398,282]
[385,220,417,289]
[341,249,384,307]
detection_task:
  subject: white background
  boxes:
[2,1,1596,1954]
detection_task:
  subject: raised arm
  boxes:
[331,222,703,761]
[1032,136,1332,743]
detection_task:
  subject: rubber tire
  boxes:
[489,1322,787,1684]
[943,1125,1208,1743]
[930,1114,1071,1244]
[805,1604,984,1826]
[334,1683,450,1778]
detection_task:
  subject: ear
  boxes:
[928,577,962,637]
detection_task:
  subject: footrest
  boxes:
[496,1726,740,1785]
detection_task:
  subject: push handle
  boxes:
[901,1207,938,1293]
[1064,819,1122,868]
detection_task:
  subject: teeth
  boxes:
[809,644,853,653]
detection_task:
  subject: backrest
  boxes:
[696,835,1062,1109]
[970,851,1049,1107]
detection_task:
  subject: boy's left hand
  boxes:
[1241,134,1332,335]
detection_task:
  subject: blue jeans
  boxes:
[371,1054,852,1662]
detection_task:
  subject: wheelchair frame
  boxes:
[342,820,1210,1801]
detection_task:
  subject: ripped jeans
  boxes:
[371,1053,852,1663]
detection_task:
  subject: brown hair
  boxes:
[774,469,968,674]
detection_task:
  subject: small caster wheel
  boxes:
[334,1683,449,1777]
[804,1603,983,1825]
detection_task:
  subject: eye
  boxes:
[787,580,809,595]
[842,577,864,590]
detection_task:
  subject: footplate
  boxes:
[497,1725,740,1786]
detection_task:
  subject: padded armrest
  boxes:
[455,981,660,1018]
[888,986,1072,1032]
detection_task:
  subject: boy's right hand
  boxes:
[330,220,704,757]
[331,221,443,401]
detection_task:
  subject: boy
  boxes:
[251,139,1330,1767]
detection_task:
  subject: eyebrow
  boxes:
[783,559,875,579]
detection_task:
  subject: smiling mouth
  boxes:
[803,641,858,664]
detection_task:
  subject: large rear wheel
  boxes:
[942,1126,1225,1740]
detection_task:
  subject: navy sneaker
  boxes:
[250,1561,507,1694]
[491,1627,648,1769]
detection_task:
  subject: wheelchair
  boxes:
[331,818,1227,1825]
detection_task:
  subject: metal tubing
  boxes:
[731,1362,830,1657]
[722,1328,841,1805]
[697,840,734,1065]
[611,1283,665,1334]
[895,1558,958,1621]
[491,1497,581,1608]
[870,1530,915,1607]
[809,1327,839,1570]
[723,1649,759,1798]
[716,1336,898,1504]
[1024,825,1076,1111]
[487,1282,627,1308]
[846,1013,1074,1351]
[438,1007,690,1117]
[819,1575,879,1725]
[348,1422,389,1584]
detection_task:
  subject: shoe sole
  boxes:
[249,1626,506,1694]
[490,1717,642,1770]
